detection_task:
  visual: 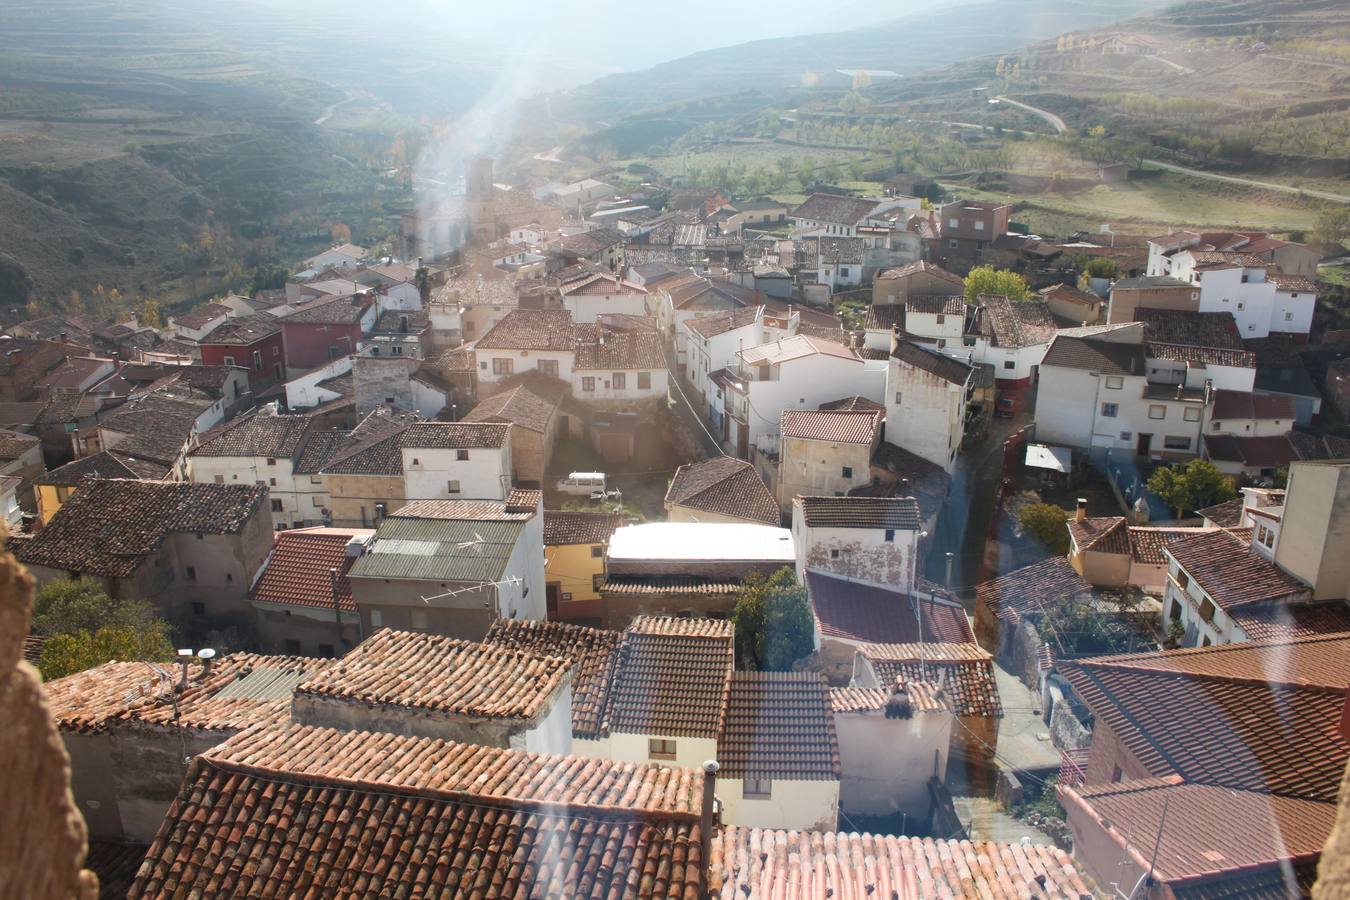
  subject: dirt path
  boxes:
[992,96,1066,133]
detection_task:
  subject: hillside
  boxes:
[880,0,1350,180]
[0,0,496,318]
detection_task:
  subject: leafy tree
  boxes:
[1018,502,1070,555]
[39,626,175,680]
[415,265,432,304]
[964,265,1030,303]
[1314,205,1350,247]
[1081,257,1119,279]
[248,263,288,296]
[1147,459,1236,518]
[731,567,813,671]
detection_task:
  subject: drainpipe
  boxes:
[330,567,343,652]
[700,759,720,879]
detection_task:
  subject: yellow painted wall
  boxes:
[36,484,72,526]
[545,542,605,601]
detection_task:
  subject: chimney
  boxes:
[1075,498,1088,522]
[899,477,912,496]
[199,648,216,678]
[59,331,67,343]
[699,760,720,871]
[176,648,193,691]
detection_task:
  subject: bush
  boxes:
[731,567,813,671]
[1018,502,1070,555]
[32,578,175,679]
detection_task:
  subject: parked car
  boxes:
[557,472,607,496]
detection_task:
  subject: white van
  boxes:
[556,472,607,496]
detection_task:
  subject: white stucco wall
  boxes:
[885,358,965,471]
[478,349,574,386]
[744,354,874,450]
[401,445,511,501]
[607,731,719,770]
[514,684,573,757]
[835,709,952,820]
[188,455,329,529]
[718,778,839,831]
[564,291,650,323]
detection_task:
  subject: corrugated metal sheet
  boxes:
[348,518,523,582]
[212,667,307,702]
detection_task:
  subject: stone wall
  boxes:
[353,355,420,417]
[599,589,739,630]
[292,694,519,747]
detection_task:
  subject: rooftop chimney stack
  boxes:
[699,760,720,872]
[1075,498,1088,523]
[176,648,193,691]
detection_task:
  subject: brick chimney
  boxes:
[1075,498,1088,523]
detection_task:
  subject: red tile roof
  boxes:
[294,629,570,722]
[796,496,921,530]
[475,308,577,351]
[684,306,762,338]
[483,619,621,739]
[974,557,1094,624]
[819,396,886,414]
[606,617,734,739]
[250,527,373,612]
[1061,635,1350,801]
[890,341,972,385]
[665,456,779,526]
[1068,516,1129,554]
[719,672,840,781]
[574,329,665,371]
[543,510,623,545]
[1061,779,1334,891]
[806,570,973,646]
[1229,602,1350,642]
[1166,528,1307,608]
[131,723,706,899]
[709,826,1092,899]
[860,642,1002,717]
[780,409,878,444]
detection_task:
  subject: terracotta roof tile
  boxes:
[980,294,1057,349]
[780,409,878,445]
[1042,334,1145,376]
[250,528,374,612]
[1166,529,1306,608]
[1061,634,1350,801]
[789,193,882,226]
[543,510,623,545]
[462,377,565,433]
[1197,497,1245,527]
[890,340,972,385]
[574,329,665,370]
[198,314,280,345]
[710,826,1091,898]
[1127,527,1202,564]
[1229,602,1350,642]
[1268,270,1318,293]
[607,617,734,739]
[719,672,840,780]
[1210,388,1295,421]
[294,629,570,722]
[684,306,762,338]
[905,294,966,317]
[863,303,906,332]
[819,396,886,414]
[282,292,374,325]
[191,411,313,458]
[475,308,577,351]
[35,450,167,486]
[1068,516,1129,554]
[740,335,858,366]
[860,642,1002,717]
[665,457,779,526]
[599,577,743,596]
[806,571,975,645]
[391,497,536,521]
[14,479,266,578]
[483,619,622,739]
[131,723,705,899]
[974,557,1094,624]
[796,496,921,530]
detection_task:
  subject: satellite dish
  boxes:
[197,648,217,660]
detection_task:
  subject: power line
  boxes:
[665,369,727,457]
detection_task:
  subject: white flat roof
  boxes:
[1025,443,1072,474]
[607,523,795,562]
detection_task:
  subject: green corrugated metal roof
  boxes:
[212,667,307,702]
[348,517,524,583]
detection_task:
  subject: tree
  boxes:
[31,578,175,679]
[415,265,432,304]
[964,265,1030,303]
[1082,257,1119,279]
[1147,459,1237,518]
[1018,503,1070,555]
[1313,205,1350,247]
[330,222,352,244]
[731,567,813,671]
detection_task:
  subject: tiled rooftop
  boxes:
[860,642,1003,718]
[806,570,975,646]
[1061,634,1350,801]
[974,557,1094,624]
[14,479,266,578]
[719,672,840,780]
[796,495,921,530]
[250,527,373,612]
[1166,528,1306,608]
[543,510,623,545]
[294,629,570,722]
[980,294,1057,349]
[574,329,665,371]
[780,409,878,445]
[709,826,1092,898]
[665,456,779,526]
[474,308,577,351]
[1229,602,1350,642]
[34,450,166,486]
[1068,515,1129,555]
[684,306,763,339]
[606,616,734,739]
[131,723,705,899]
[1041,334,1145,376]
[190,411,313,458]
[483,619,621,739]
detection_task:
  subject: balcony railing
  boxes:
[1059,748,1091,787]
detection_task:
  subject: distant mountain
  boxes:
[552,0,1174,125]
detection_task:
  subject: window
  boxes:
[591,545,604,558]
[191,602,205,617]
[447,480,461,494]
[370,610,383,628]
[582,376,595,392]
[223,355,236,367]
[948,239,959,250]
[1164,436,1190,451]
[1003,360,1015,370]
[593,574,605,592]
[743,778,773,798]
[1120,431,1132,441]
[186,566,197,581]
[612,372,626,390]
[894,391,902,405]
[1213,421,1222,431]
[409,609,429,631]
[1169,600,1182,622]
[1148,405,1166,420]
[638,371,651,390]
[1104,376,1123,390]
[1260,526,1275,548]
[538,359,559,378]
[456,449,470,461]
[974,220,985,231]
[936,314,945,325]
[313,496,324,507]
[269,477,277,486]
[213,474,224,484]
[1100,402,1119,418]
[271,499,284,512]
[1237,301,1246,310]
[830,549,840,559]
[839,267,849,278]
[884,529,895,542]
[266,458,277,466]
[1177,571,1189,591]
[479,361,487,370]
[493,358,513,376]
[1285,312,1293,321]
[649,739,677,761]
[841,466,853,479]
[1198,597,1216,623]
[1184,408,1201,422]
[1111,766,1123,784]
[318,643,335,658]
[253,351,263,371]
[948,218,959,228]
